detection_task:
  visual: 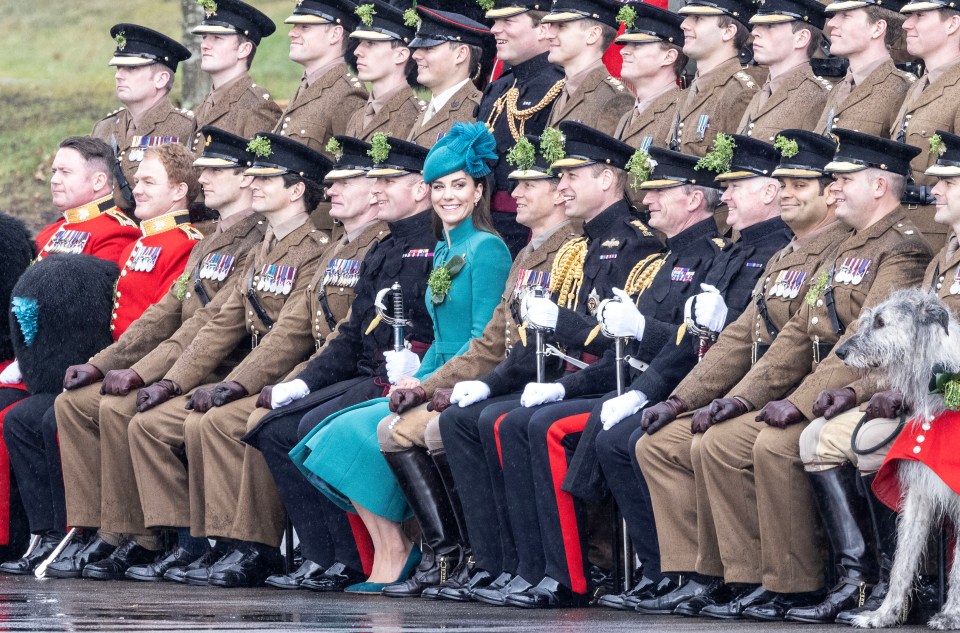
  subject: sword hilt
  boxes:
[391,281,405,352]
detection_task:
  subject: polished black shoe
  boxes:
[598,575,657,610]
[46,535,116,579]
[185,546,244,586]
[265,560,327,589]
[504,576,589,609]
[623,575,679,610]
[0,532,63,575]
[785,578,872,623]
[207,542,283,588]
[743,590,827,621]
[170,547,227,584]
[673,581,747,617]
[126,546,195,582]
[83,539,158,580]
[300,562,366,592]
[436,567,494,602]
[635,576,723,615]
[473,573,531,606]
[700,585,776,620]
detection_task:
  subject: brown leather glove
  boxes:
[389,387,427,414]
[100,369,144,396]
[811,387,857,420]
[63,363,103,390]
[691,397,748,434]
[864,390,904,419]
[186,381,248,412]
[136,380,182,413]
[256,386,274,409]
[429,387,454,413]
[756,399,806,428]
[641,396,687,435]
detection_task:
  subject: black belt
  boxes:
[193,279,211,306]
[317,288,337,331]
[812,339,833,364]
[751,341,770,365]
[755,293,779,339]
[246,289,274,331]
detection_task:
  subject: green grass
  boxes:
[0,0,309,231]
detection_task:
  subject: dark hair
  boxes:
[588,162,628,193]
[717,15,751,50]
[864,5,904,49]
[790,22,823,58]
[58,136,115,187]
[281,173,326,213]
[527,10,548,25]
[448,41,485,81]
[660,42,689,77]
[430,174,499,239]
[238,34,258,69]
[598,22,618,50]
[391,39,422,89]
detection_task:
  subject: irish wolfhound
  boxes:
[834,288,960,630]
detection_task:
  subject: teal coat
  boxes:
[289,217,511,521]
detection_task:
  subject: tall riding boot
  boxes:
[381,448,464,598]
[786,465,876,623]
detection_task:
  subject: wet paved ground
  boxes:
[0,575,894,632]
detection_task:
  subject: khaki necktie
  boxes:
[947,234,959,261]
[755,81,774,112]
[682,81,700,111]
[361,99,377,130]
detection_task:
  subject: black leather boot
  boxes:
[46,531,116,579]
[381,448,464,598]
[836,472,908,626]
[785,465,875,623]
[0,531,63,575]
[422,449,477,600]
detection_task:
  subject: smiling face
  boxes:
[431,170,481,231]
[249,175,295,215]
[831,170,877,227]
[931,176,960,228]
[777,177,830,233]
[132,155,183,220]
[620,41,674,83]
[412,42,464,90]
[545,20,594,67]
[491,13,543,65]
[288,23,339,66]
[556,165,608,221]
[903,9,955,58]
[50,147,106,212]
[720,177,779,230]
[643,185,700,237]
[681,14,726,60]
[327,175,377,223]
[371,173,426,222]
[512,178,562,229]
[198,167,248,212]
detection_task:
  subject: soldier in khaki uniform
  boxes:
[796,130,960,625]
[683,131,932,622]
[813,0,915,136]
[375,135,581,600]
[542,0,633,136]
[188,0,283,152]
[670,0,765,156]
[121,134,333,585]
[635,130,849,617]
[738,0,832,142]
[345,0,426,141]
[406,6,488,148]
[40,128,265,580]
[173,136,389,588]
[91,24,195,212]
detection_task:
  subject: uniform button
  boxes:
[923,422,932,431]
[301,130,306,135]
[185,292,191,299]
[940,276,946,282]
[248,311,254,316]
[110,325,115,331]
[121,270,127,277]
[938,283,943,290]
[115,291,122,298]
[816,299,823,307]
[285,117,291,122]
[111,312,117,319]
[811,316,819,325]
[917,435,925,443]
[913,446,922,454]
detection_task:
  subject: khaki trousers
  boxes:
[700,411,825,592]
[635,415,723,577]
[799,408,900,474]
[201,395,285,546]
[55,384,104,528]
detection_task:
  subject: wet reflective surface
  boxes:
[0,576,857,631]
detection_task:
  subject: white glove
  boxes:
[0,360,21,385]
[520,382,565,407]
[451,381,491,407]
[384,348,421,384]
[684,283,728,332]
[523,296,559,330]
[598,288,645,340]
[601,390,648,430]
[271,379,310,409]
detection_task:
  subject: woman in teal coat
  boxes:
[289,123,512,592]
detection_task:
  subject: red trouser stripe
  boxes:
[347,512,374,575]
[546,412,591,594]
[494,413,509,468]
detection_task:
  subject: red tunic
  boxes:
[873,410,960,512]
[110,210,201,340]
[34,196,140,265]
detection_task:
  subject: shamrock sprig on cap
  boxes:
[539,127,566,175]
[696,133,735,174]
[247,136,272,159]
[326,137,344,162]
[477,0,495,11]
[114,31,127,51]
[930,133,946,158]
[625,148,653,190]
[404,7,422,27]
[355,3,377,27]
[506,137,537,172]
[197,0,218,17]
[774,135,799,159]
[617,5,638,29]
[368,132,392,164]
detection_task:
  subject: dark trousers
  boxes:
[246,377,383,570]
[3,394,63,535]
[438,393,523,576]
[0,388,27,412]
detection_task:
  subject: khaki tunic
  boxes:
[615,87,682,149]
[813,58,915,136]
[671,57,764,157]
[91,98,195,210]
[345,85,427,142]
[189,74,282,151]
[738,64,832,143]
[407,81,483,149]
[547,65,634,136]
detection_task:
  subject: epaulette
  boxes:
[104,208,137,228]
[814,75,833,91]
[893,221,919,237]
[310,229,331,245]
[346,72,364,90]
[606,76,626,92]
[710,236,733,251]
[178,224,204,240]
[175,107,195,118]
[733,70,756,90]
[250,82,273,101]
[629,218,655,238]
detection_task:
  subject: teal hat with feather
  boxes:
[423,122,498,184]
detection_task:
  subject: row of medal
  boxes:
[671,266,696,283]
[256,264,297,295]
[127,244,163,272]
[768,270,808,299]
[197,253,237,282]
[512,269,551,299]
[321,258,362,288]
[44,229,91,254]
[834,258,872,285]
[126,136,180,162]
[402,249,433,259]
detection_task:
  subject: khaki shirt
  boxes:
[407,81,483,149]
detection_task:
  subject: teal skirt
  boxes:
[289,398,412,523]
